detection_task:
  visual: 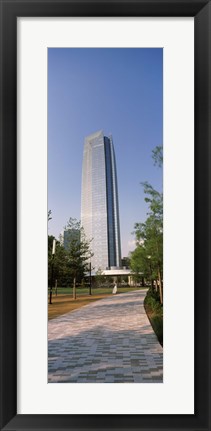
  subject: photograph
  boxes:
[1,0,210,429]
[48,48,163,383]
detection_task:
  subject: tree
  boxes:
[48,210,52,221]
[133,146,163,303]
[130,245,150,286]
[65,218,93,299]
[95,267,107,287]
[48,236,68,289]
[135,216,163,299]
[152,145,163,168]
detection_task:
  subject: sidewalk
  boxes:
[48,289,163,383]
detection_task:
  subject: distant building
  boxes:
[121,257,130,269]
[81,130,121,271]
[60,228,80,251]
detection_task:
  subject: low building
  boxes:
[94,268,143,286]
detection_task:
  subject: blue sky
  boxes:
[48,48,163,257]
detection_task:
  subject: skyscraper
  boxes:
[81,130,121,271]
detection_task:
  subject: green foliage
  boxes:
[130,245,150,279]
[151,315,163,345]
[133,212,163,287]
[141,181,163,219]
[95,268,107,287]
[145,294,161,313]
[48,217,93,289]
[144,288,163,345]
[64,217,93,284]
[132,145,163,303]
[152,145,163,168]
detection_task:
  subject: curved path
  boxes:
[48,289,163,383]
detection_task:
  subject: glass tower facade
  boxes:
[81,130,121,271]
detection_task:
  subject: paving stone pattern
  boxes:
[48,289,163,383]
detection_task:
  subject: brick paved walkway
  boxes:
[48,289,163,383]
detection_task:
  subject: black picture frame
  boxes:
[0,0,210,430]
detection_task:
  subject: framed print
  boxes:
[19,18,193,414]
[0,0,211,430]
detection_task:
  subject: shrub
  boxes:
[144,288,163,346]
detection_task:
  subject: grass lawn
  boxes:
[48,286,141,320]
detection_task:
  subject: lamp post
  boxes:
[49,238,56,304]
[89,260,92,295]
[147,255,154,290]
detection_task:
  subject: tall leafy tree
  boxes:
[130,246,148,285]
[65,218,93,299]
[133,146,163,303]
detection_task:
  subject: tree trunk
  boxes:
[158,268,163,304]
[73,276,76,300]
